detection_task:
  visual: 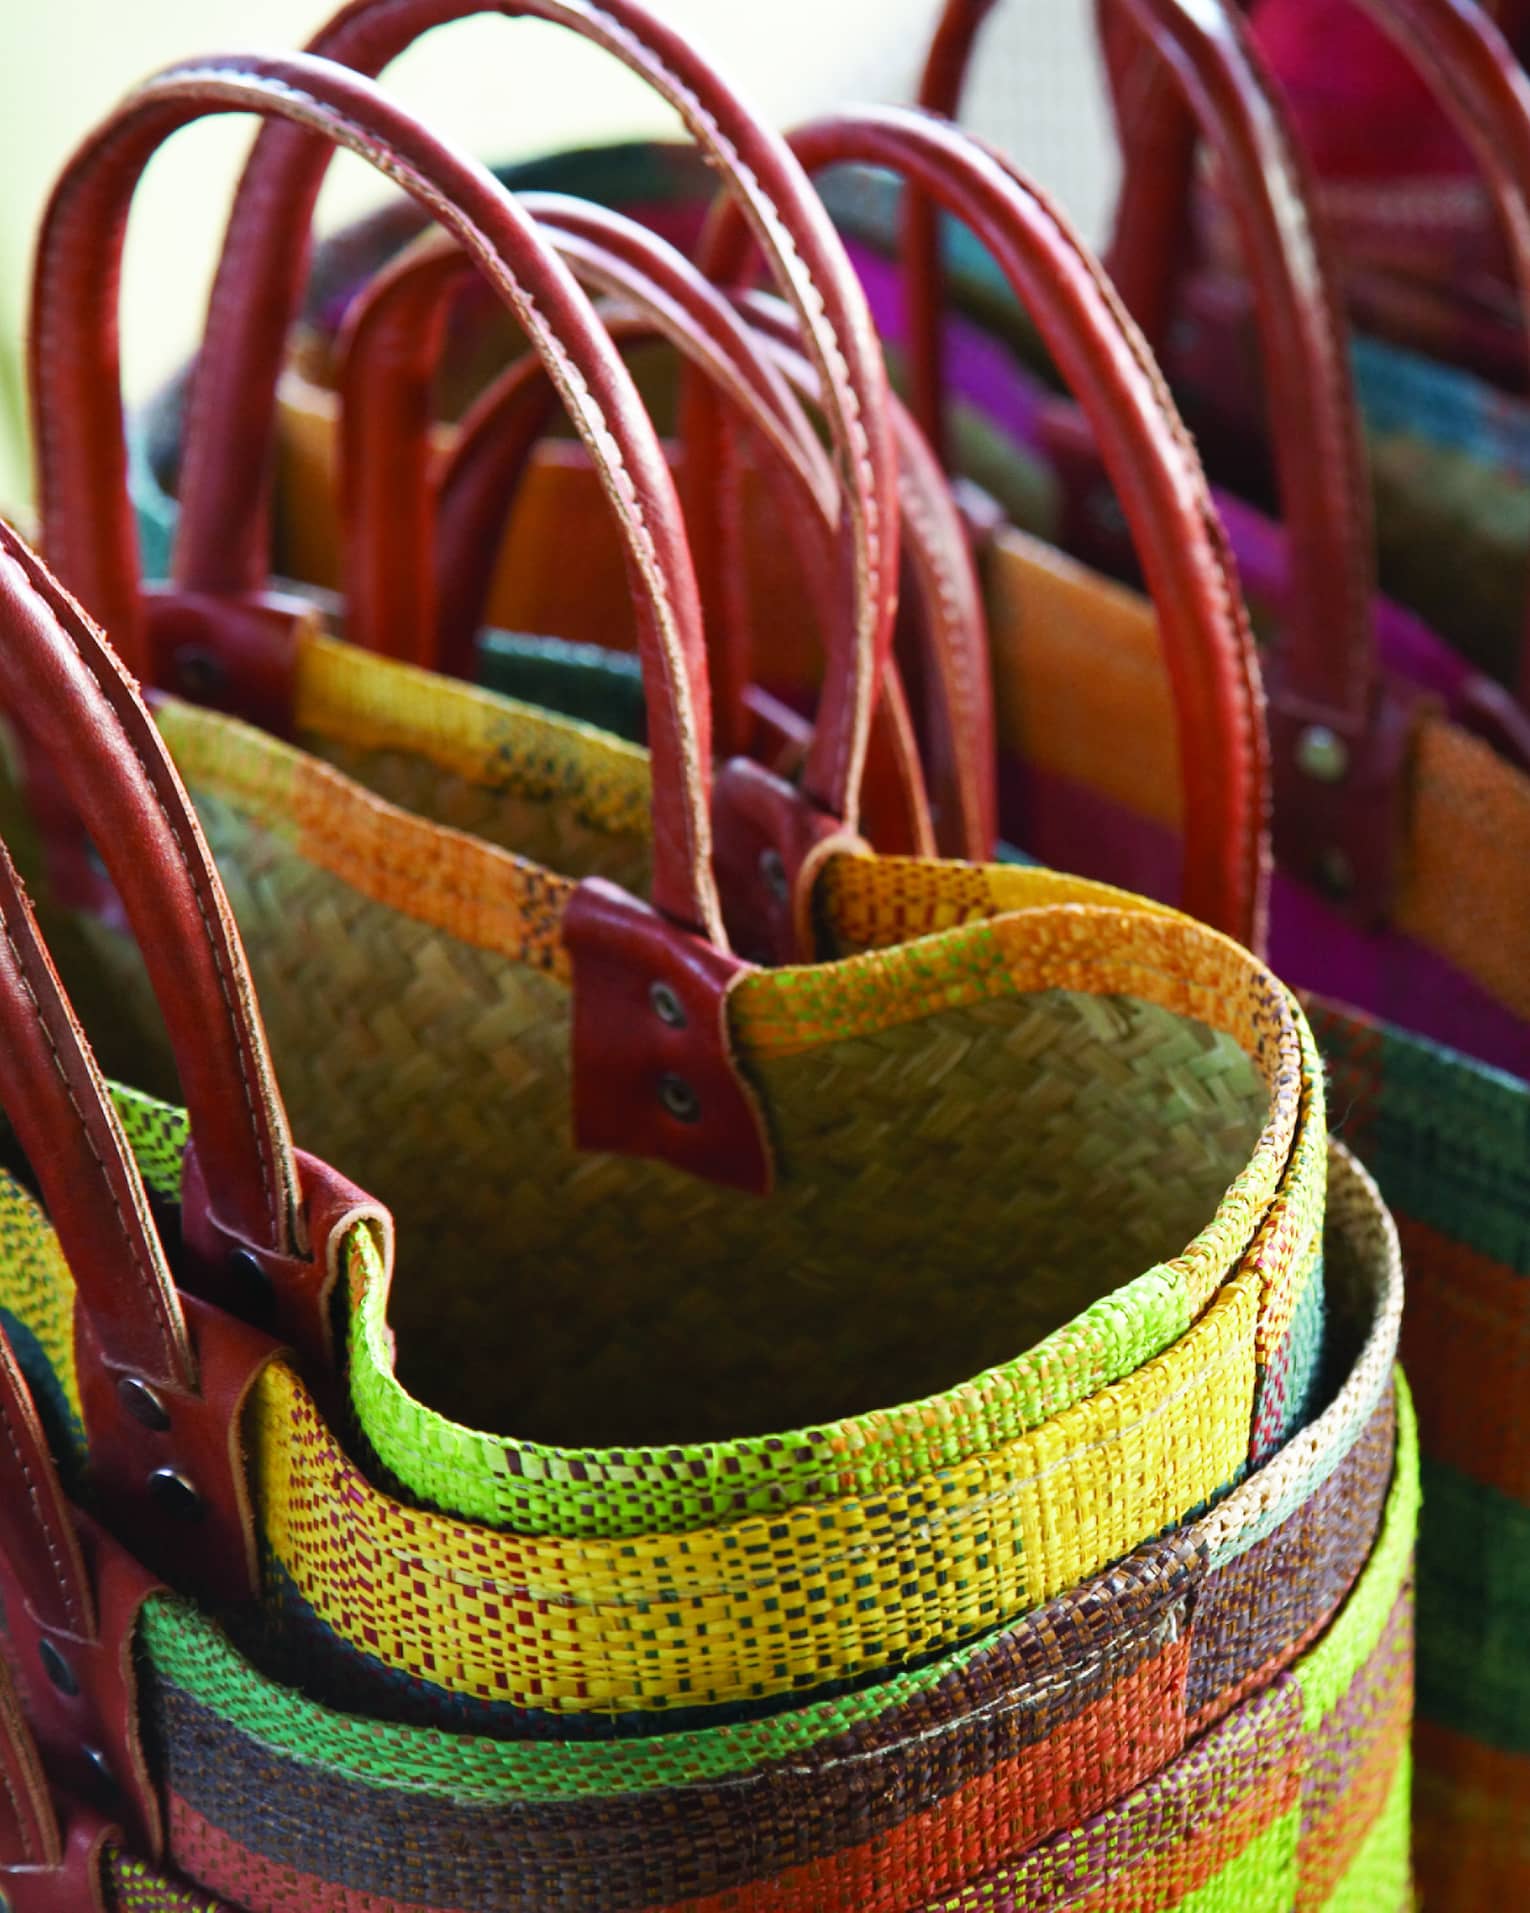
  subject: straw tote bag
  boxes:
[0,36,1349,1698]
[1127,0,1530,694]
[907,1,1530,1899]
[0,675,1411,1912]
[0,511,1400,1910]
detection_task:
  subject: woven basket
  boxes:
[17,781,1322,1724]
[46,1138,1403,1913]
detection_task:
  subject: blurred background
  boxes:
[0,0,1118,509]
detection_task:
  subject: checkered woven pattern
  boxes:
[94,1142,1406,1912]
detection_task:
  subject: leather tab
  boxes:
[711,756,865,967]
[180,1140,393,1379]
[564,878,773,1194]
[73,1290,279,1607]
[0,1518,162,1862]
[1268,673,1425,926]
[143,583,314,737]
[0,1802,114,1912]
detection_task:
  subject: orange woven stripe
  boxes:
[1413,1720,1530,1909]
[664,1636,1192,1913]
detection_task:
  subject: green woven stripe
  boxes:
[1416,1454,1530,1751]
[108,1084,189,1201]
[1180,1808,1300,1910]
[1301,1373,1420,1733]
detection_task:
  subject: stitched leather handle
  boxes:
[721,108,1267,944]
[0,519,301,1275]
[164,0,898,835]
[912,0,1377,737]
[348,206,994,854]
[30,53,723,946]
[336,218,835,674]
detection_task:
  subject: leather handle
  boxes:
[912,0,1378,735]
[30,53,723,946]
[729,289,997,857]
[335,215,835,674]
[164,0,898,834]
[0,518,300,1272]
[1327,0,1530,706]
[778,108,1270,946]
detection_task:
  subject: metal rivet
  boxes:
[659,1073,701,1123]
[174,646,227,701]
[226,1246,277,1330]
[82,1745,116,1795]
[1295,725,1349,783]
[1316,847,1355,898]
[648,981,687,1029]
[117,1375,170,1432]
[148,1468,203,1522]
[38,1637,77,1697]
[758,848,789,904]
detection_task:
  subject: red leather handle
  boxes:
[30,53,722,946]
[165,0,898,833]
[912,0,1377,735]
[775,108,1269,946]
[346,208,992,855]
[1327,0,1530,705]
[729,290,997,857]
[336,219,835,673]
[0,521,300,1272]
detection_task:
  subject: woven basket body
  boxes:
[10,1141,1408,1913]
[3,700,1326,1720]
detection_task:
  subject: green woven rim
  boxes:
[338,899,1322,1536]
[131,1136,1386,1806]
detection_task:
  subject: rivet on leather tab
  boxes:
[564,878,773,1194]
[37,1639,77,1698]
[146,1469,203,1523]
[115,1377,169,1433]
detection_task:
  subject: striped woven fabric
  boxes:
[1310,1000,1530,1908]
[2,850,1322,1727]
[90,1139,1404,1913]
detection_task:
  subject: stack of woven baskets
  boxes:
[0,2,1419,1909]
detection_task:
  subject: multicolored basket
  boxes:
[1311,1001,1530,1905]
[35,1137,1407,1913]
[10,723,1325,1725]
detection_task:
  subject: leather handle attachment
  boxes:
[757,107,1270,946]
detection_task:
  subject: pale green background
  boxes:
[0,0,1115,510]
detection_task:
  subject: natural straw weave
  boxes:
[151,668,1320,1503]
[83,1140,1402,1913]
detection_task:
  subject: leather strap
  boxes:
[0,524,302,1273]
[345,212,993,858]
[0,1641,116,1910]
[30,51,722,945]
[162,0,898,847]
[730,290,996,858]
[770,108,1269,945]
[912,0,1420,925]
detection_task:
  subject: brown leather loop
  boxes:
[30,51,722,943]
[164,0,898,840]
[0,527,300,1271]
[768,108,1268,945]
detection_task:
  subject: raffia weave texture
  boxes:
[93,1141,1405,1913]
